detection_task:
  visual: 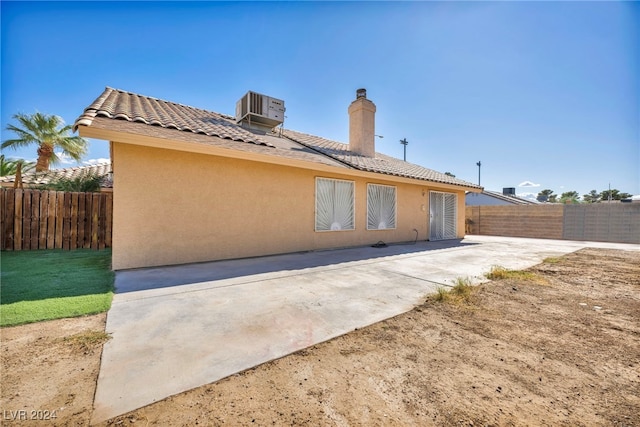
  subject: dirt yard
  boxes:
[1,248,639,426]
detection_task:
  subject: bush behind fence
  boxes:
[1,188,113,251]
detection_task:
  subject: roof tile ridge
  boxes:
[284,128,348,146]
[73,87,116,130]
[107,87,230,118]
[285,129,480,189]
[374,152,435,171]
[78,88,266,144]
[49,162,108,171]
[280,128,359,171]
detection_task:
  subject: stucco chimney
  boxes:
[348,88,376,157]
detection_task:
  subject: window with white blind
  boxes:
[315,178,355,231]
[367,184,397,230]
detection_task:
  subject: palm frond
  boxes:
[54,136,88,160]
[0,155,36,176]
[3,112,89,170]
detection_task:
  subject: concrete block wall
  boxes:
[563,204,640,244]
[465,204,640,244]
[465,205,564,239]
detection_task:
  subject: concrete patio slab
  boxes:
[92,235,639,422]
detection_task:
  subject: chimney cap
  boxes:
[356,88,367,99]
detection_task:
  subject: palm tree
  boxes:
[0,155,35,176]
[2,112,88,172]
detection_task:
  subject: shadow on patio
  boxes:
[115,239,477,293]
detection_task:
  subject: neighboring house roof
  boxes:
[466,190,538,205]
[74,87,481,190]
[0,162,113,189]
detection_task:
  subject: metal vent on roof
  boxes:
[235,91,285,130]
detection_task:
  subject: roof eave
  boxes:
[78,122,480,191]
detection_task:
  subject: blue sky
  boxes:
[2,1,638,198]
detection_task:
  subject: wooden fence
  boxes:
[1,188,113,251]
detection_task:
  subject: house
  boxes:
[0,162,113,191]
[466,188,539,206]
[74,87,482,270]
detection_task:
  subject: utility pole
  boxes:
[400,138,409,161]
[476,161,481,186]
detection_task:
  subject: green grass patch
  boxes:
[1,249,114,327]
[543,257,563,264]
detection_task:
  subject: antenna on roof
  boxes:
[400,138,409,161]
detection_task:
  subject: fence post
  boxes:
[14,189,24,251]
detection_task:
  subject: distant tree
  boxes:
[599,189,632,201]
[582,190,600,203]
[559,191,580,204]
[0,155,35,177]
[444,172,456,177]
[537,189,556,203]
[2,112,88,172]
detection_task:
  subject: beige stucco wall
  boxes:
[111,142,466,270]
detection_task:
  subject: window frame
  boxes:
[366,183,397,230]
[314,177,356,232]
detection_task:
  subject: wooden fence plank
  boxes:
[22,190,32,250]
[55,191,64,249]
[70,192,79,250]
[77,192,86,249]
[13,189,23,251]
[8,189,16,250]
[30,191,40,249]
[105,193,113,248]
[47,191,57,249]
[0,189,4,250]
[38,191,48,249]
[98,196,107,250]
[2,189,15,250]
[91,193,100,249]
[84,193,92,248]
[62,192,71,250]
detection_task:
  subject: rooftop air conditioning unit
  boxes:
[503,187,516,196]
[235,91,285,129]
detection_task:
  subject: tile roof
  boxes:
[74,87,481,190]
[282,129,478,188]
[0,162,112,188]
[74,87,273,147]
[480,190,539,205]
